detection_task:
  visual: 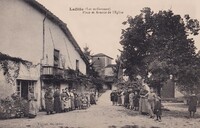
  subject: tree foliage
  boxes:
[82,46,104,91]
[83,45,92,60]
[120,7,200,94]
[0,52,32,86]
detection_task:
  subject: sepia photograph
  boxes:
[0,0,200,128]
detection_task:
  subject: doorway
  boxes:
[21,81,29,99]
[16,80,36,100]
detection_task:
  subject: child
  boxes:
[129,90,134,109]
[82,95,88,109]
[133,91,140,111]
[188,93,198,118]
[76,94,82,110]
[154,95,162,122]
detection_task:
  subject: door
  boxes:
[21,81,29,100]
[17,80,36,100]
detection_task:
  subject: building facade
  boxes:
[91,53,113,77]
[91,53,116,89]
[0,0,89,109]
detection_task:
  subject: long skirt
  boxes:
[129,99,134,107]
[61,100,65,110]
[121,95,125,105]
[118,96,122,105]
[134,99,139,107]
[139,97,149,114]
[68,98,72,108]
[54,98,62,113]
[71,97,75,109]
[74,98,78,108]
[189,105,197,112]
[90,96,96,105]
[124,95,129,106]
[45,99,54,113]
[28,100,37,118]
[64,100,70,109]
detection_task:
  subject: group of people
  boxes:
[110,86,162,122]
[139,87,162,121]
[25,87,97,119]
[44,87,97,115]
[110,89,140,111]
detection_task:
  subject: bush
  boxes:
[0,94,28,119]
[0,97,13,119]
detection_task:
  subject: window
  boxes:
[54,49,60,67]
[16,80,36,100]
[76,59,79,71]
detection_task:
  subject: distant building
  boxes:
[0,0,89,109]
[91,53,117,89]
[91,53,113,77]
[104,64,117,89]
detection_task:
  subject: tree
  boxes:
[113,55,124,82]
[83,45,92,60]
[83,45,99,78]
[120,7,200,96]
[82,46,104,91]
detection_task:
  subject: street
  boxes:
[0,90,200,128]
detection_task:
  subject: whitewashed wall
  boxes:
[0,0,86,74]
[0,0,87,109]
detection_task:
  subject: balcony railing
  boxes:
[41,66,64,77]
[41,66,80,81]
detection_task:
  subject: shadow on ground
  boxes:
[118,105,200,119]
[108,125,160,128]
[163,109,200,119]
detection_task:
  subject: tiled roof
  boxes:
[92,53,113,59]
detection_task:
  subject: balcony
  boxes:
[41,66,78,81]
[41,66,64,80]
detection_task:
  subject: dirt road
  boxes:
[0,90,200,128]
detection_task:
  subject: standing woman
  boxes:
[44,87,54,115]
[28,88,37,118]
[121,89,125,106]
[124,89,129,108]
[53,87,62,113]
[129,90,134,109]
[69,89,75,110]
[65,88,72,110]
[90,91,96,105]
[147,88,156,118]
[133,91,140,111]
[139,88,149,115]
[110,91,115,105]
[74,92,79,110]
[117,90,122,106]
[60,89,67,112]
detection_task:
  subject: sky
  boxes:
[37,0,200,61]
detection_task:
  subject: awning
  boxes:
[17,76,38,81]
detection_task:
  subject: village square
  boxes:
[0,0,200,128]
